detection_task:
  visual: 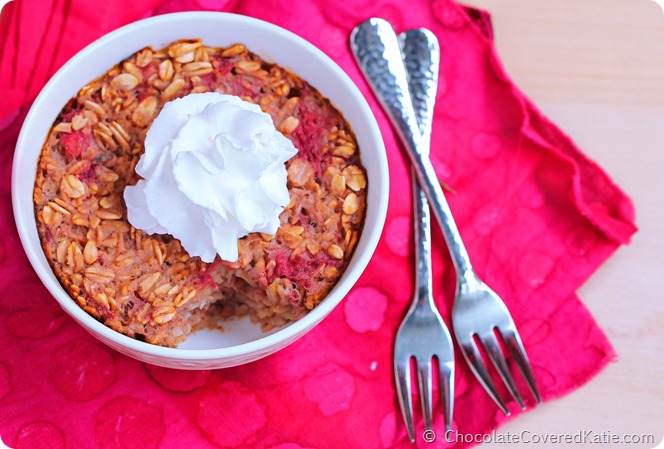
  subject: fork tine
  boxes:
[503,329,542,404]
[416,358,434,432]
[437,358,454,432]
[481,333,525,410]
[394,357,416,442]
[460,339,510,415]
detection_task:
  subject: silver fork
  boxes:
[390,29,454,442]
[350,18,541,417]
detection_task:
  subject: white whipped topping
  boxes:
[124,92,298,263]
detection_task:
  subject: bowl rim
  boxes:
[11,11,389,362]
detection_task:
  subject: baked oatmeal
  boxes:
[33,39,367,347]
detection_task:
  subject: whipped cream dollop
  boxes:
[124,92,298,263]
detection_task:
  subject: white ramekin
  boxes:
[12,12,389,369]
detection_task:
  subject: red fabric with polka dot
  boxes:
[0,0,636,448]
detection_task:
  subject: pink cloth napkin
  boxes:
[0,0,636,448]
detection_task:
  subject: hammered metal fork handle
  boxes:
[401,29,438,308]
[411,174,435,308]
[351,18,475,284]
[400,29,439,140]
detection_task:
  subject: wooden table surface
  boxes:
[464,0,664,447]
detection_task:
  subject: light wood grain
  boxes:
[463,0,664,447]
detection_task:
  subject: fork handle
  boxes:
[412,171,434,304]
[401,29,438,306]
[350,18,475,281]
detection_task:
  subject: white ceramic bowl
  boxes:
[12,12,388,369]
